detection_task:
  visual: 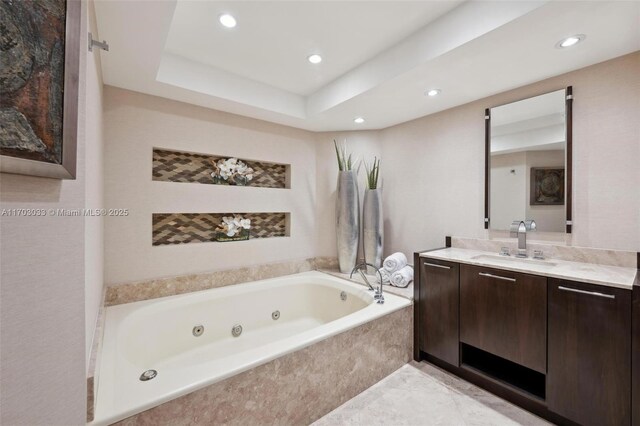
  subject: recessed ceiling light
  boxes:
[354,117,365,124]
[219,14,237,28]
[425,89,441,97]
[556,34,585,49]
[308,54,322,64]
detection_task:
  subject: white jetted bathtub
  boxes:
[92,271,411,425]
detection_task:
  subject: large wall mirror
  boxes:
[484,87,573,233]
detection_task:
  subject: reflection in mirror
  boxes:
[489,89,567,233]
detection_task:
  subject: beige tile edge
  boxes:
[319,268,414,300]
[105,257,339,306]
[87,285,107,422]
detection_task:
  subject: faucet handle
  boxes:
[499,247,510,256]
[533,250,544,260]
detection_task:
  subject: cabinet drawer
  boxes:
[460,264,546,373]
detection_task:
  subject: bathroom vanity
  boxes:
[413,245,639,426]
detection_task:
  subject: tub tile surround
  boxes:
[105,257,339,306]
[452,236,637,268]
[112,305,412,425]
[87,286,108,422]
[320,269,414,300]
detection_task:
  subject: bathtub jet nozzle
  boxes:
[140,369,157,381]
[232,324,243,337]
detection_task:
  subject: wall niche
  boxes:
[152,148,290,189]
[152,212,290,246]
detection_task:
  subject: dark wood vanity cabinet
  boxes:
[460,264,547,374]
[547,278,632,426]
[415,251,637,426]
[633,282,640,426]
[418,259,459,366]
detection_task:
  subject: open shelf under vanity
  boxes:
[460,343,546,401]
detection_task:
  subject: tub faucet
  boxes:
[510,220,536,258]
[350,262,384,304]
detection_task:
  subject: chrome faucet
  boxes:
[350,262,384,304]
[510,220,536,258]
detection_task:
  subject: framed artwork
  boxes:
[530,167,564,205]
[0,0,81,179]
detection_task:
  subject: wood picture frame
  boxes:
[530,167,565,205]
[0,0,81,179]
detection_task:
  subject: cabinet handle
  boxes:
[478,272,516,282]
[423,262,451,270]
[558,286,615,299]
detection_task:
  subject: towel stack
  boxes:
[381,252,414,288]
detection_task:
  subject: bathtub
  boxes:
[92,271,411,425]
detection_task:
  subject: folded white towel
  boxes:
[391,265,414,288]
[378,269,391,285]
[383,252,408,273]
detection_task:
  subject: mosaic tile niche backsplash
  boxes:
[152,213,289,246]
[152,149,289,188]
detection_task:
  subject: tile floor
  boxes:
[313,361,551,426]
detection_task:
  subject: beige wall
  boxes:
[103,88,317,284]
[489,150,565,232]
[0,1,104,424]
[104,53,639,288]
[380,52,640,256]
[490,151,527,230]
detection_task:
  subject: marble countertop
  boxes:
[318,269,414,300]
[420,247,637,290]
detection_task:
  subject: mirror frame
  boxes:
[484,86,573,233]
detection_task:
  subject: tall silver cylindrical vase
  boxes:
[363,188,383,271]
[336,171,360,273]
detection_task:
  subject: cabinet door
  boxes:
[633,284,640,426]
[548,278,631,426]
[460,264,547,373]
[419,259,459,366]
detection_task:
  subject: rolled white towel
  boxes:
[383,252,408,273]
[378,269,391,285]
[390,265,414,288]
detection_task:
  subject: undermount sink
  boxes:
[471,254,557,269]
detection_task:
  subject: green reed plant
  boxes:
[333,139,358,171]
[364,157,380,189]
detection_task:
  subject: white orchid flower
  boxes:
[212,158,255,184]
[239,218,251,229]
[221,217,236,236]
